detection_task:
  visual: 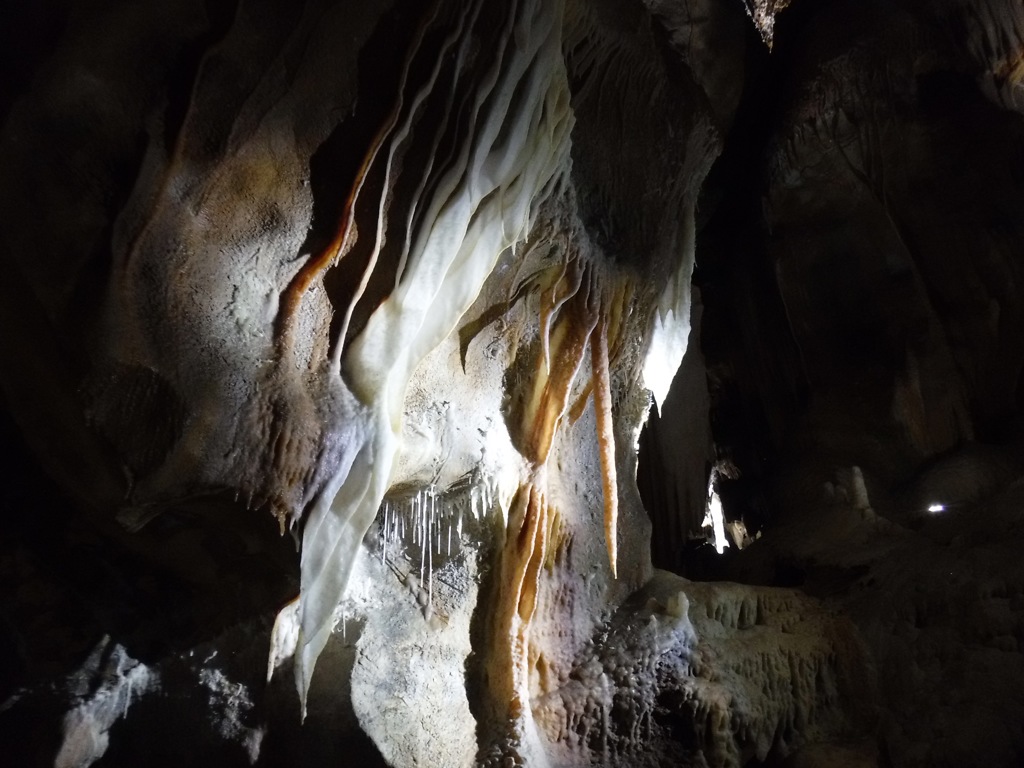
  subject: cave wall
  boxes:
[692,3,1024,765]
[697,0,1024,523]
[2,0,1024,766]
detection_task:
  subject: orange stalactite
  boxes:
[485,482,550,723]
[273,163,362,352]
[521,279,596,465]
[518,257,624,578]
[273,0,442,358]
[273,76,406,357]
[590,300,618,579]
[538,252,579,374]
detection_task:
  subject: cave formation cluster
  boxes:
[2,0,1024,766]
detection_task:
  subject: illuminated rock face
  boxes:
[6,0,1024,766]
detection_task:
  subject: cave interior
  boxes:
[3,0,1024,766]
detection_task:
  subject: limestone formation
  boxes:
[2,0,1024,766]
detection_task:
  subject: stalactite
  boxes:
[512,252,631,580]
[518,258,598,465]
[274,0,454,358]
[590,306,618,578]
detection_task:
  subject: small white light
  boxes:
[927,503,945,514]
